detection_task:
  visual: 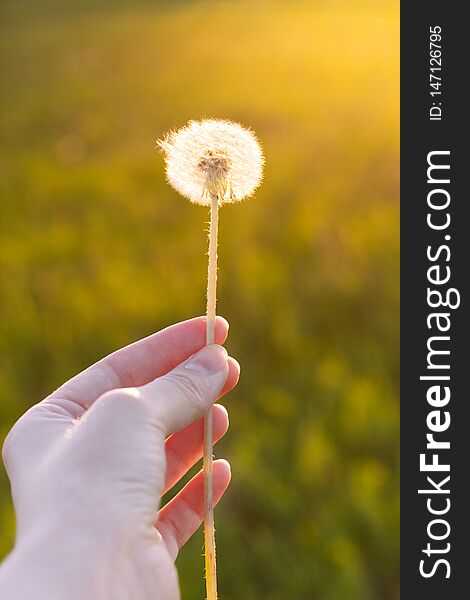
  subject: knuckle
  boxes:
[1,417,25,473]
[168,371,208,414]
[99,387,144,412]
[1,431,14,471]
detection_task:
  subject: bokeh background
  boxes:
[0,1,399,598]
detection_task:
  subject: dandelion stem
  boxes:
[204,193,219,600]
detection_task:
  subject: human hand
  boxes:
[0,316,239,600]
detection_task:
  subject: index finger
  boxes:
[47,316,229,412]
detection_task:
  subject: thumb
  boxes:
[137,344,229,435]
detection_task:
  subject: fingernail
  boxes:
[184,345,228,375]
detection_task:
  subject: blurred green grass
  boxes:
[0,1,399,598]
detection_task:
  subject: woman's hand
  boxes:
[0,316,239,600]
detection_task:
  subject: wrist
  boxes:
[1,520,120,600]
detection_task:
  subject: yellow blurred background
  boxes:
[0,1,399,598]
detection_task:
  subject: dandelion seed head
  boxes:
[158,118,264,206]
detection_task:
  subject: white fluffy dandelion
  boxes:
[158,119,264,600]
[158,118,264,205]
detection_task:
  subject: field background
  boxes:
[0,1,399,599]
